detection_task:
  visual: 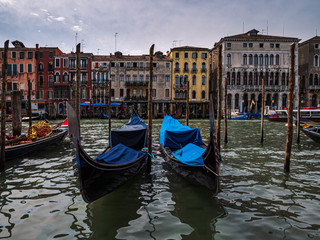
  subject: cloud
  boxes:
[54,17,65,22]
[72,25,82,32]
[0,0,14,5]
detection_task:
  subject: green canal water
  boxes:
[0,119,319,239]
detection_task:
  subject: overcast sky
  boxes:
[0,0,319,55]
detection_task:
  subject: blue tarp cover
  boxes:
[110,115,148,149]
[173,143,205,167]
[95,144,146,164]
[160,116,203,148]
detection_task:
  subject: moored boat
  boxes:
[67,104,149,203]
[301,126,320,143]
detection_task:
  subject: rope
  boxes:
[204,164,219,177]
[141,147,155,159]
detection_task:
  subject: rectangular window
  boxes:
[111,62,115,67]
[165,89,169,98]
[120,62,124,67]
[184,52,188,58]
[48,91,53,99]
[70,59,76,68]
[166,63,170,68]
[81,59,87,68]
[49,52,53,58]
[249,43,253,48]
[39,52,43,59]
[133,62,138,68]
[165,75,170,82]
[146,75,149,82]
[152,89,156,97]
[139,89,143,97]
[120,89,124,97]
[63,58,68,67]
[133,74,137,82]
[111,74,115,81]
[259,43,264,48]
[140,62,144,68]
[153,63,157,68]
[27,64,32,73]
[175,52,179,59]
[192,52,197,59]
[126,62,131,68]
[38,90,44,99]
[11,51,16,59]
[243,43,247,48]
[315,44,319,49]
[276,44,280,48]
[126,75,130,81]
[120,75,124,81]
[48,76,54,86]
[39,76,44,87]
[140,75,143,82]
[55,58,60,67]
[270,43,274,48]
[201,53,207,59]
[19,82,24,91]
[19,64,24,73]
[13,64,17,76]
[27,52,33,59]
[153,76,157,82]
[19,52,24,59]
[111,89,114,97]
[226,43,231,48]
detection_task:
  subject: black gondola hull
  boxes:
[160,144,219,194]
[301,127,320,143]
[76,144,148,203]
[4,130,67,161]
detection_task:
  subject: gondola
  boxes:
[301,126,320,143]
[159,97,221,193]
[67,104,149,203]
[3,128,67,161]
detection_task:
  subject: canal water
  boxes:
[0,119,319,239]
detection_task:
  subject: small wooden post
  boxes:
[27,78,32,128]
[284,43,295,172]
[108,68,112,135]
[76,43,81,130]
[297,76,301,144]
[216,45,222,152]
[261,76,265,143]
[12,91,22,136]
[224,77,228,144]
[147,44,154,173]
[0,40,9,172]
[186,81,189,126]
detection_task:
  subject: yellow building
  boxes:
[169,46,210,117]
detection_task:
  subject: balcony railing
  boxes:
[183,68,189,73]
[201,68,207,73]
[174,96,187,100]
[191,68,197,73]
[309,85,320,91]
[174,68,180,73]
[125,81,149,87]
[174,84,188,89]
[124,96,147,101]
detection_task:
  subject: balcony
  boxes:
[191,68,197,73]
[201,68,207,73]
[125,81,148,87]
[174,84,188,89]
[174,68,180,73]
[174,96,187,100]
[309,85,320,91]
[124,96,147,101]
[183,68,189,73]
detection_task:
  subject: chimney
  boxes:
[36,44,39,49]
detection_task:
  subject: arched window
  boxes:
[315,74,319,85]
[243,54,247,65]
[227,72,230,85]
[192,75,196,85]
[39,63,44,71]
[237,72,241,85]
[201,90,206,99]
[315,55,319,67]
[55,72,60,82]
[231,72,235,85]
[281,73,286,85]
[202,62,206,71]
[254,54,258,65]
[270,54,274,65]
[175,62,179,70]
[175,90,179,98]
[227,54,231,65]
[235,93,239,109]
[275,54,280,65]
[184,62,188,71]
[192,62,196,71]
[264,55,269,65]
[63,72,68,82]
[175,75,179,85]
[259,54,263,65]
[254,72,258,85]
[249,72,253,85]
[309,74,313,86]
[192,90,196,99]
[249,54,253,65]
[202,75,206,85]
[243,72,247,85]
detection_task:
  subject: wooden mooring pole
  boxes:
[224,77,228,144]
[12,91,22,136]
[147,44,155,173]
[186,81,189,126]
[108,66,112,136]
[76,43,81,131]
[0,40,9,172]
[216,45,222,152]
[284,43,296,172]
[296,76,301,144]
[27,78,32,128]
[261,76,265,143]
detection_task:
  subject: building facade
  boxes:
[211,29,300,114]
[92,51,172,117]
[169,46,210,117]
[298,36,320,107]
